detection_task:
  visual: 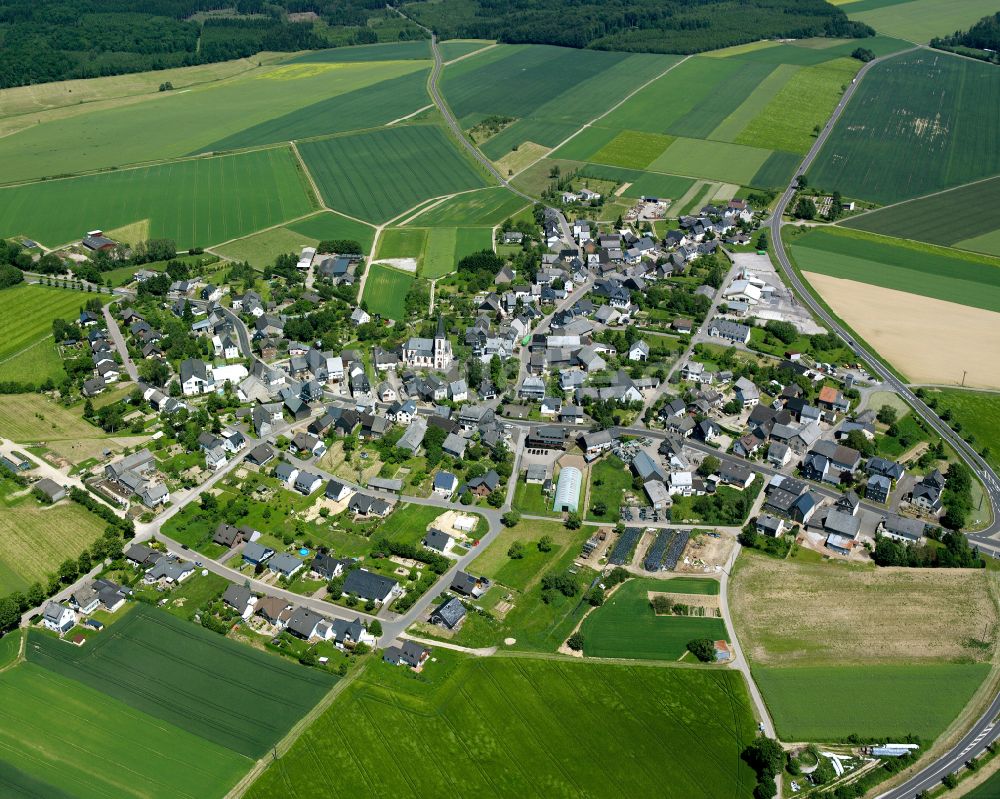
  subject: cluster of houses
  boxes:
[78,312,122,398]
[101,448,170,509]
[41,577,131,635]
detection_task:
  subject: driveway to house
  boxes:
[102,302,139,382]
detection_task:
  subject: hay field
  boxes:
[247,655,759,799]
[804,272,1000,389]
[730,551,997,666]
[0,394,101,441]
[0,497,106,594]
[926,389,1000,472]
[361,263,415,319]
[214,226,318,269]
[0,284,86,384]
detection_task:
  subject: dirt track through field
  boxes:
[805,272,1000,390]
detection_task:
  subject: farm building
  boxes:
[552,467,582,514]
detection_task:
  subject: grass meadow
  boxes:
[214,225,319,270]
[731,549,995,741]
[788,227,1000,313]
[0,393,102,442]
[580,578,727,661]
[0,284,87,384]
[847,0,999,44]
[585,455,633,522]
[247,653,759,799]
[285,211,375,250]
[299,124,488,223]
[361,263,415,319]
[810,50,1000,204]
[0,147,315,248]
[0,476,106,594]
[0,662,249,798]
[28,605,334,758]
[755,663,991,741]
[926,389,1000,472]
[842,175,1000,257]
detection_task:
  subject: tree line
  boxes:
[932,12,1000,63]
[403,0,874,55]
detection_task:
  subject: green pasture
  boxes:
[361,263,414,319]
[27,605,334,758]
[755,663,990,741]
[0,147,314,249]
[376,227,428,261]
[247,655,758,799]
[298,124,488,223]
[214,225,318,270]
[709,63,799,142]
[651,137,773,188]
[586,456,633,522]
[580,578,728,661]
[409,186,527,226]
[375,502,448,547]
[0,59,429,183]
[203,68,431,152]
[811,51,1000,204]
[589,130,675,170]
[926,389,1000,472]
[0,661,249,799]
[847,0,999,44]
[789,227,1000,313]
[286,210,375,249]
[0,284,87,383]
[965,769,1000,798]
[842,176,1000,257]
[736,57,859,153]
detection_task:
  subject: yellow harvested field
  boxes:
[702,40,781,57]
[730,551,997,666]
[805,272,1000,390]
[0,395,103,442]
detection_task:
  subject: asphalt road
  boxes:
[765,47,1000,538]
[877,691,1000,798]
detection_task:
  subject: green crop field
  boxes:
[580,578,727,661]
[965,768,1000,798]
[788,227,1000,313]
[709,63,799,142]
[0,284,88,384]
[288,41,431,63]
[298,125,488,223]
[842,176,1000,257]
[0,487,106,594]
[439,40,494,61]
[203,69,431,152]
[0,147,314,249]
[410,187,527,226]
[0,59,430,183]
[926,389,1000,472]
[361,263,414,319]
[27,605,334,758]
[756,663,990,741]
[847,0,999,44]
[735,57,859,153]
[285,211,375,251]
[651,137,774,185]
[376,227,427,261]
[589,130,675,169]
[247,654,759,799]
[0,662,249,799]
[811,51,1000,205]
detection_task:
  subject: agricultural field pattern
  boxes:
[0,2,999,799]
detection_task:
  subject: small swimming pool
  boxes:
[299,548,310,557]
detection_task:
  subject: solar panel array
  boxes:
[663,530,690,570]
[609,527,642,565]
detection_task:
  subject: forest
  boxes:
[401,0,874,53]
[932,12,1000,63]
[0,0,417,88]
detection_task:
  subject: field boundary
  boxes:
[226,659,371,799]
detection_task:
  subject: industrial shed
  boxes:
[552,466,582,514]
